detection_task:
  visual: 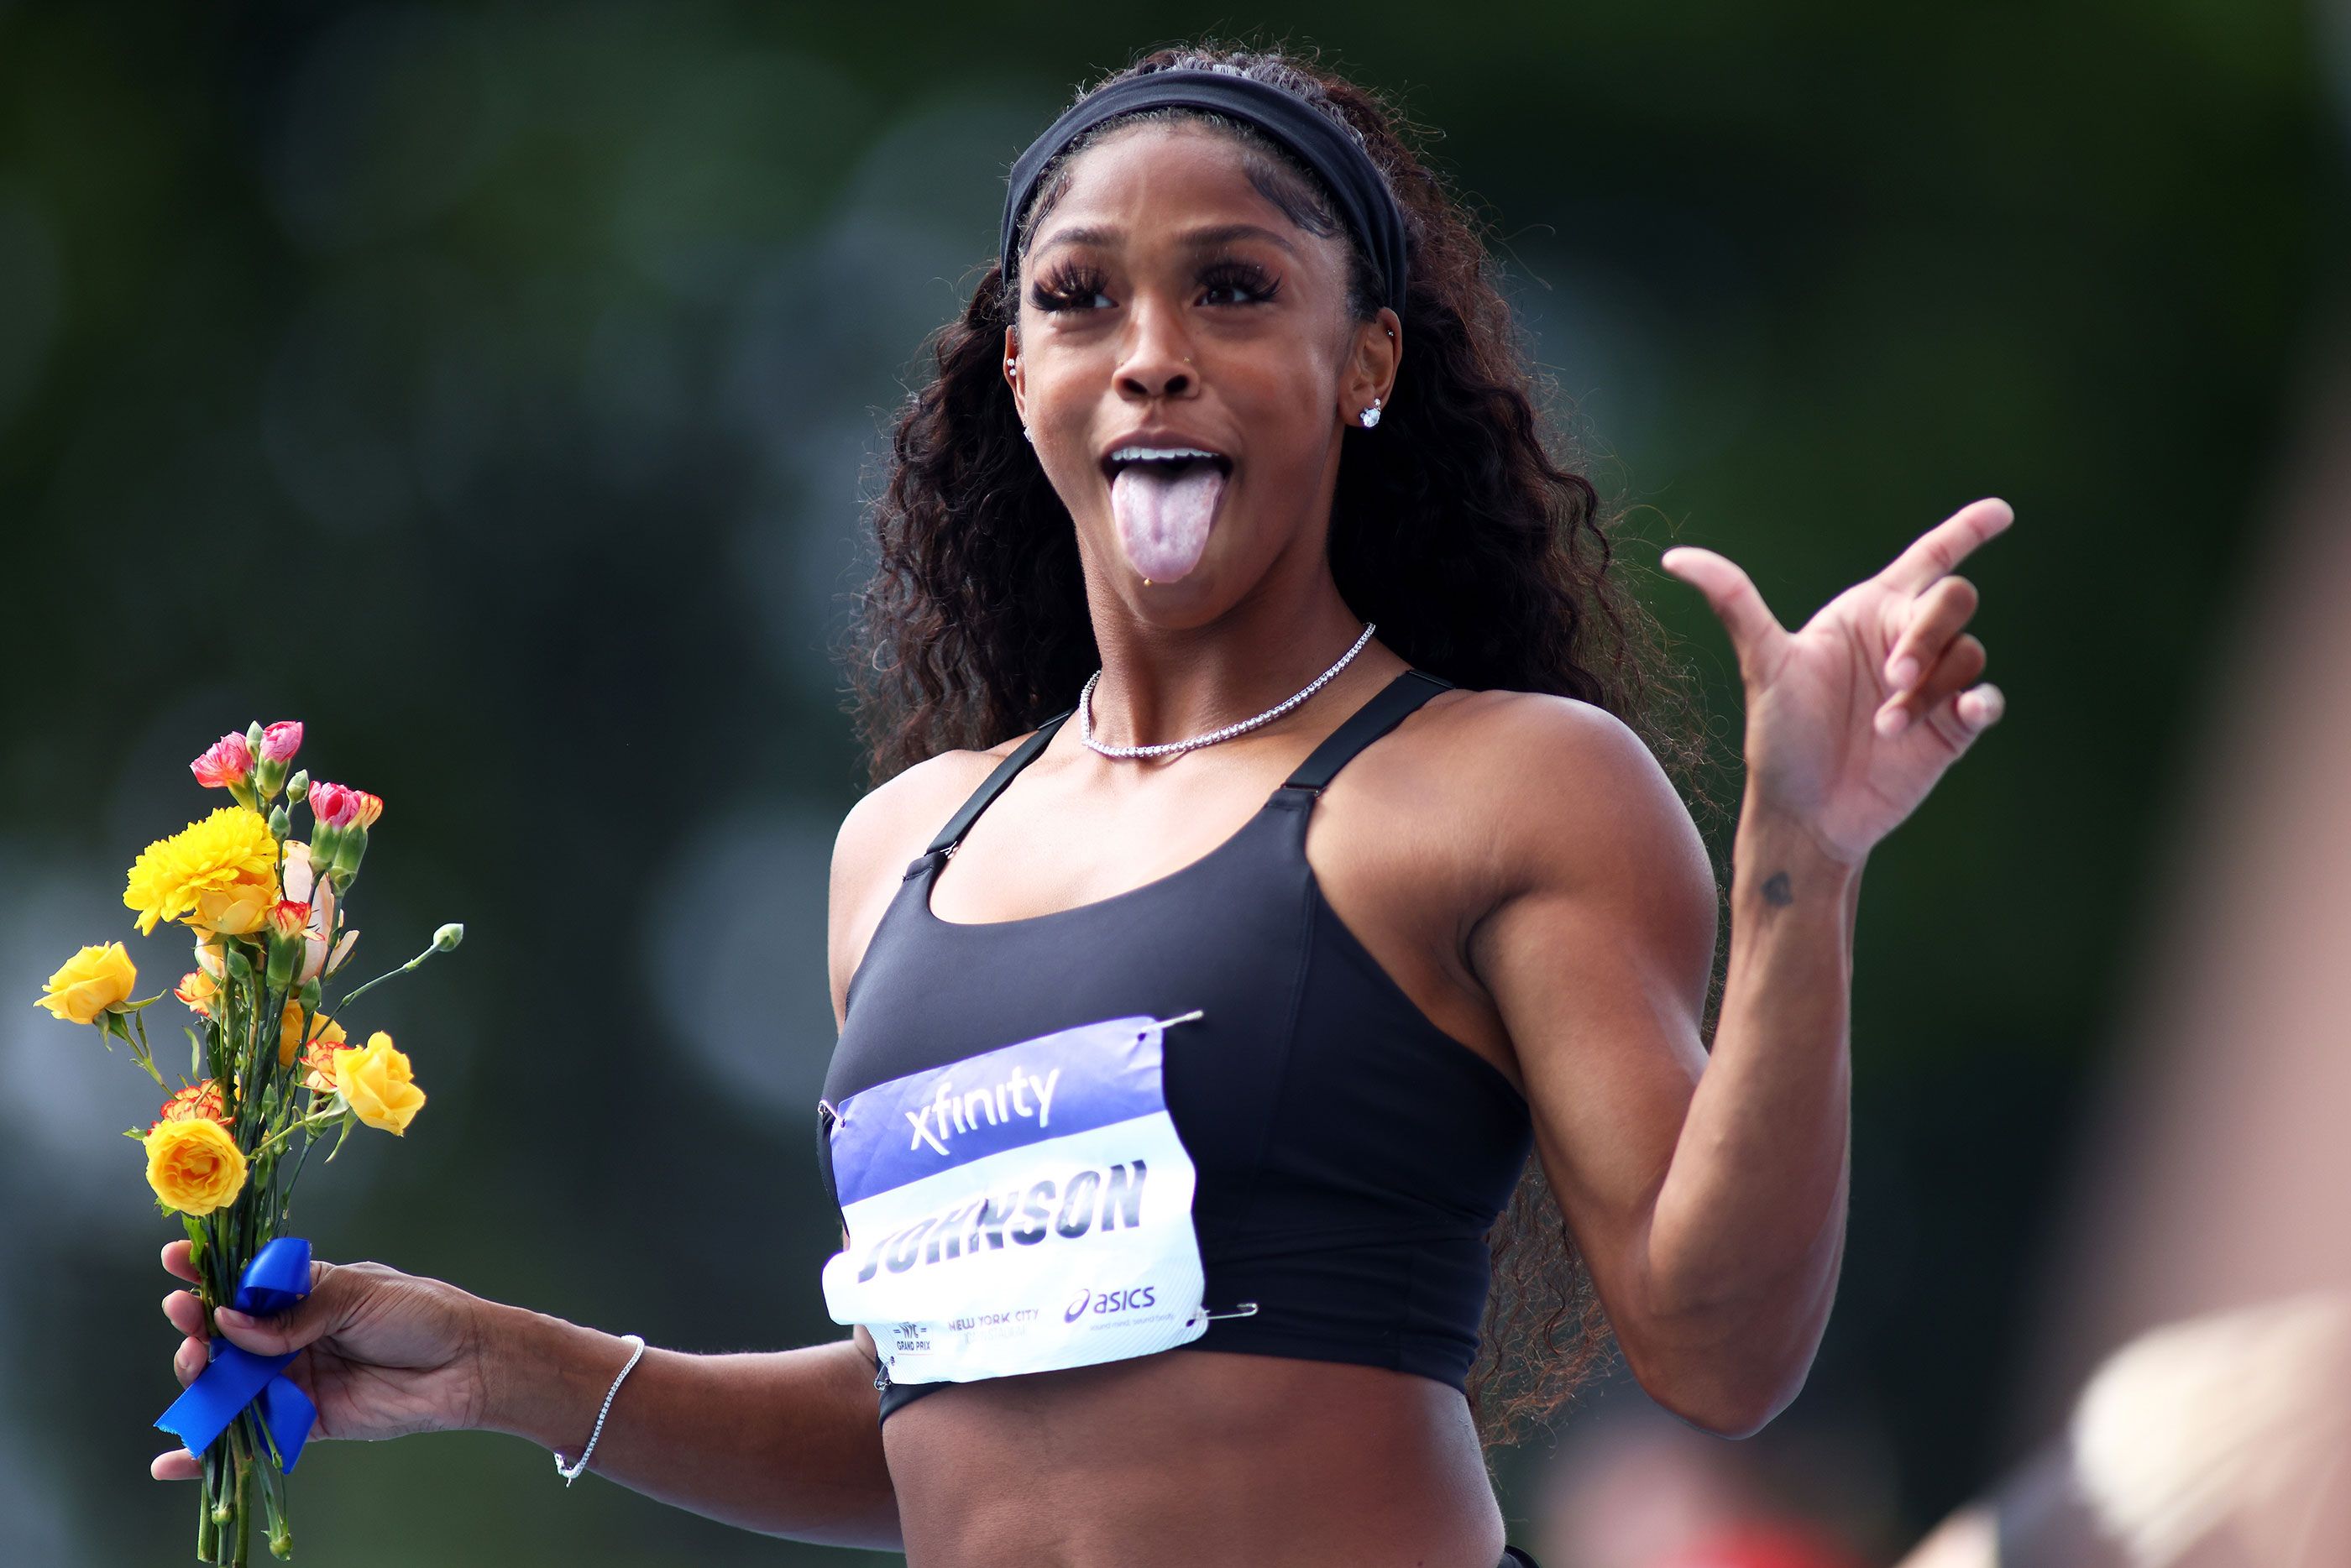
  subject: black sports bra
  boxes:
[818,668,1534,1419]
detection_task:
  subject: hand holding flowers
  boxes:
[34,719,463,1565]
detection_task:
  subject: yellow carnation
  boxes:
[333,1031,425,1135]
[144,1116,248,1215]
[35,943,138,1025]
[280,1001,345,1074]
[123,807,278,937]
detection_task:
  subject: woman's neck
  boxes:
[1081,567,1391,750]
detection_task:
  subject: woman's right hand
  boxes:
[150,1240,490,1481]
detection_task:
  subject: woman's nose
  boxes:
[1115,301,1196,401]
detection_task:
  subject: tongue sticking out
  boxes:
[1111,463,1226,583]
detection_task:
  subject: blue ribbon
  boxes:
[154,1236,318,1472]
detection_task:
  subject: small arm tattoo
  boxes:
[1761,870,1794,907]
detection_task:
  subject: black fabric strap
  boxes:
[924,709,1075,856]
[1284,669,1453,792]
[922,668,1449,857]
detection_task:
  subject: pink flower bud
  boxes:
[190,733,254,789]
[268,901,311,943]
[309,781,360,829]
[259,721,304,764]
[350,790,384,830]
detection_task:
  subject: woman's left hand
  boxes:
[1660,496,2013,865]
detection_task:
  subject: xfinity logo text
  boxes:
[905,1064,1063,1155]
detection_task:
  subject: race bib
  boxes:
[820,1014,1209,1384]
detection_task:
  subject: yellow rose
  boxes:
[333,1032,425,1135]
[188,876,276,937]
[279,1001,345,1073]
[144,1116,248,1215]
[35,943,138,1025]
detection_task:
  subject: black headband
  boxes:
[999,68,1409,319]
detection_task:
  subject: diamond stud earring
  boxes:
[1359,397,1383,429]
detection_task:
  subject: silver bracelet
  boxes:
[553,1333,646,1487]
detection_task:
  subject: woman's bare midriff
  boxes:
[881,1348,1505,1568]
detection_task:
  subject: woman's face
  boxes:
[1006,122,1399,619]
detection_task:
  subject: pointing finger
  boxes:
[1659,546,1788,682]
[1880,498,2013,596]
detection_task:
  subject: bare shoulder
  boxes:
[825,729,1039,1026]
[1404,686,1714,905]
[1396,689,1718,1056]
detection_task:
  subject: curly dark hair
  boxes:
[843,38,1723,1446]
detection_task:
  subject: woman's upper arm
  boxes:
[1464,698,1720,1332]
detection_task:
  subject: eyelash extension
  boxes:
[1200,257,1280,306]
[1029,263,1109,313]
[1029,256,1283,312]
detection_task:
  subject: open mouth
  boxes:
[1101,445,1233,583]
[1098,446,1234,483]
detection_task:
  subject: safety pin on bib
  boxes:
[1193,1300,1259,1323]
[1152,1010,1206,1030]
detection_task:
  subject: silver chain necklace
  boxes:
[1079,622,1377,760]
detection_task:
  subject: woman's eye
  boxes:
[1032,271,1111,312]
[1030,262,1280,313]
[1201,263,1280,306]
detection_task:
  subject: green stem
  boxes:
[251,1108,339,1161]
[233,1424,253,1568]
[129,1011,166,1087]
[334,937,448,1013]
[197,1448,221,1561]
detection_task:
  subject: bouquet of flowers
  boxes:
[34,720,462,1564]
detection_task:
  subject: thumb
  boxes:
[212,1267,338,1357]
[1660,546,1787,680]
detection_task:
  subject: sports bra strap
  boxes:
[921,668,1451,859]
[1284,668,1453,792]
[924,709,1076,856]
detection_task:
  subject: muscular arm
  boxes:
[1468,698,1855,1437]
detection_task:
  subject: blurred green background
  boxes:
[3,2,2341,1563]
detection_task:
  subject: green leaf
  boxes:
[324,1106,359,1163]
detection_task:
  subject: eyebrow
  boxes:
[1031,221,1301,258]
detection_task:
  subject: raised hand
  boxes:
[1660,497,2012,864]
[150,1239,490,1482]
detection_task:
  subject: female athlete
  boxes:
[151,42,2008,1568]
